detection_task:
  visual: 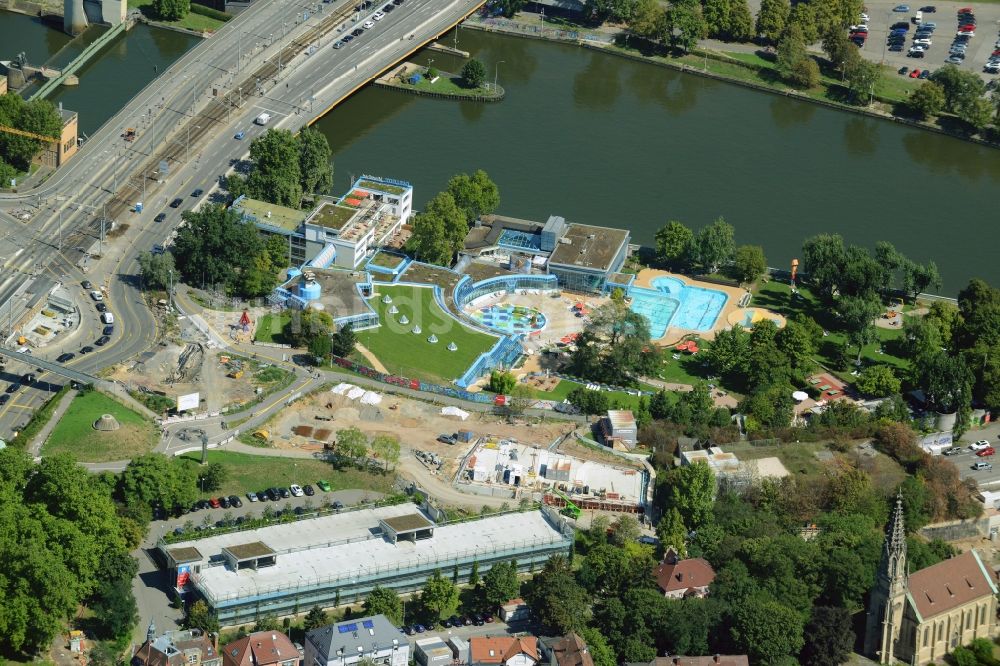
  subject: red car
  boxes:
[977,447,995,457]
[909,69,921,77]
[958,6,972,13]
[959,23,975,31]
[209,497,221,508]
[992,49,1000,56]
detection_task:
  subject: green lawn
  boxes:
[409,74,497,98]
[42,390,158,462]
[127,0,226,31]
[255,313,291,344]
[527,377,666,411]
[173,450,394,498]
[355,284,498,383]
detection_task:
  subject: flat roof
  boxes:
[236,197,308,232]
[309,201,359,231]
[165,503,421,568]
[548,223,629,272]
[224,541,276,560]
[356,179,408,196]
[465,214,546,251]
[167,546,203,563]
[381,513,434,533]
[289,269,371,319]
[194,511,568,604]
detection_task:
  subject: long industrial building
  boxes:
[160,505,573,625]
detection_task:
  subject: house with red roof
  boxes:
[654,548,716,599]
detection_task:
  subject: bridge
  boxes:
[0,346,102,386]
[30,20,130,100]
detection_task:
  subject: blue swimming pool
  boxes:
[471,303,547,334]
[629,277,728,338]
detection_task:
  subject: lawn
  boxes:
[528,377,665,411]
[725,440,829,478]
[410,73,496,97]
[255,312,291,344]
[127,0,227,31]
[355,284,498,383]
[173,450,394,498]
[42,390,158,462]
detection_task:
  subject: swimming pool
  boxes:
[629,276,728,338]
[470,303,547,334]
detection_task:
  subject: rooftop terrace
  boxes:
[548,223,629,272]
[357,179,408,196]
[236,197,308,233]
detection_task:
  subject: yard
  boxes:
[42,390,158,462]
[173,450,394,498]
[127,0,227,31]
[254,312,292,344]
[355,284,498,383]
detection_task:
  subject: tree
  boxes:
[0,95,62,171]
[666,461,715,529]
[285,308,334,348]
[447,170,500,225]
[821,27,854,74]
[799,606,854,666]
[568,300,660,386]
[742,384,794,429]
[837,295,881,363]
[694,217,735,273]
[246,129,303,208]
[524,556,590,634]
[469,560,480,586]
[843,55,881,104]
[801,234,847,304]
[119,453,197,516]
[732,244,766,284]
[702,0,730,38]
[706,324,751,379]
[776,23,817,88]
[371,434,400,471]
[90,577,138,641]
[961,96,994,132]
[578,628,616,666]
[363,586,403,624]
[855,364,901,397]
[137,251,176,291]
[654,221,693,269]
[931,64,986,113]
[197,462,227,493]
[183,600,220,633]
[330,323,357,357]
[609,515,641,546]
[303,606,329,631]
[298,127,334,196]
[908,81,946,119]
[173,204,269,297]
[726,0,755,41]
[755,0,790,43]
[407,192,466,266]
[655,506,688,556]
[488,370,517,394]
[665,1,708,52]
[730,593,805,662]
[461,59,488,89]
[420,571,459,621]
[902,260,941,299]
[481,561,520,609]
[308,333,332,362]
[152,0,189,19]
[335,427,369,467]
[495,0,526,16]
[629,0,667,41]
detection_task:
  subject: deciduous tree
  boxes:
[481,561,520,609]
[799,606,853,666]
[461,59,487,88]
[695,217,735,273]
[420,571,459,620]
[298,127,334,196]
[654,221,694,269]
[732,244,766,284]
[137,250,176,291]
[363,586,403,624]
[755,0,790,42]
[855,364,901,397]
[246,129,303,208]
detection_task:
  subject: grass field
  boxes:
[42,390,157,462]
[255,312,291,344]
[173,450,394,498]
[127,0,226,31]
[356,284,498,383]
[409,73,497,98]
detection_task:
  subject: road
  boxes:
[0,0,487,438]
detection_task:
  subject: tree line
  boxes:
[407,170,500,266]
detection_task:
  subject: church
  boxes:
[864,496,999,665]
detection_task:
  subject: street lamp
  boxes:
[494,60,505,91]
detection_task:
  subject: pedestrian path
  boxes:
[28,388,77,458]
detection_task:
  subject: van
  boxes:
[914,10,922,23]
[101,312,114,325]
[973,461,993,471]
[255,113,271,125]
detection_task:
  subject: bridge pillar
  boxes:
[64,0,88,35]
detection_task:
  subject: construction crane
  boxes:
[554,488,581,520]
[0,124,58,144]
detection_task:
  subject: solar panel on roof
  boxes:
[337,623,358,633]
[362,620,374,629]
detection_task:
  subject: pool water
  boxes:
[470,304,547,334]
[629,277,728,338]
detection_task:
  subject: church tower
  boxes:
[865,494,908,663]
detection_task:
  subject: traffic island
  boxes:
[374,63,504,102]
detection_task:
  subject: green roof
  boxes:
[236,197,308,232]
[310,202,359,230]
[357,179,407,196]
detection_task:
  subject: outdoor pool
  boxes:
[470,303,547,335]
[629,277,728,338]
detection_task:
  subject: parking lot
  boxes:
[857,0,1000,81]
[946,437,1000,487]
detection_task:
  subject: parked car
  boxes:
[317,479,332,491]
[220,496,231,509]
[267,487,280,501]
[973,461,993,471]
[919,69,931,78]
[229,495,243,507]
[279,487,291,499]
[90,290,103,301]
[192,188,204,197]
[209,497,221,508]
[920,5,935,11]
[333,40,344,48]
[331,499,344,509]
[257,491,268,502]
[372,10,384,19]
[352,28,363,36]
[56,352,75,363]
[95,335,110,346]
[363,20,374,28]
[81,280,93,290]
[290,484,304,497]
[103,325,114,336]
[247,492,259,502]
[303,484,315,496]
[6,383,20,394]
[977,447,995,457]
[893,4,910,11]
[970,440,991,451]
[947,54,964,62]
[80,346,94,354]
[403,626,415,636]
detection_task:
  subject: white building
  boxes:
[415,638,452,666]
[600,410,637,451]
[304,615,408,666]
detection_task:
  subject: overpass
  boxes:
[0,346,102,386]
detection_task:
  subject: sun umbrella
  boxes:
[792,391,809,402]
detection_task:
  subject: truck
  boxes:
[255,113,271,125]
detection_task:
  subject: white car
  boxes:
[860,12,869,21]
[290,484,304,497]
[970,440,991,452]
[994,39,1000,48]
[363,19,374,28]
[909,44,928,52]
[90,290,103,301]
[913,38,932,45]
[985,64,1000,73]
[956,29,974,37]
[372,10,385,19]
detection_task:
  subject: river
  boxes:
[314,28,1000,295]
[0,11,200,134]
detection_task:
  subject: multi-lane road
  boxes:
[0,0,485,438]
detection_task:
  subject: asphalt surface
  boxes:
[0,0,487,439]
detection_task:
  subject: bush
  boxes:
[190,3,231,20]
[461,59,487,89]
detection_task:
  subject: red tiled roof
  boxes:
[908,550,997,620]
[654,556,715,595]
[546,633,593,666]
[470,636,539,664]
[222,631,297,666]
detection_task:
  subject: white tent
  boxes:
[412,325,422,334]
[346,386,366,401]
[331,383,357,395]
[399,315,410,325]
[428,334,438,343]
[360,391,382,405]
[441,405,469,420]
[447,342,458,351]
[382,295,392,304]
[388,305,399,314]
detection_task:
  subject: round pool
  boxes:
[469,303,547,334]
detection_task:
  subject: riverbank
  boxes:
[374,61,504,102]
[462,13,999,151]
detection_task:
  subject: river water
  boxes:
[314,28,1000,294]
[0,11,199,134]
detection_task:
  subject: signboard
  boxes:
[176,564,190,588]
[177,392,200,412]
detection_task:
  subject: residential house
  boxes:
[538,633,592,666]
[304,615,409,666]
[222,631,299,666]
[654,548,715,599]
[469,636,539,666]
[133,626,220,666]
